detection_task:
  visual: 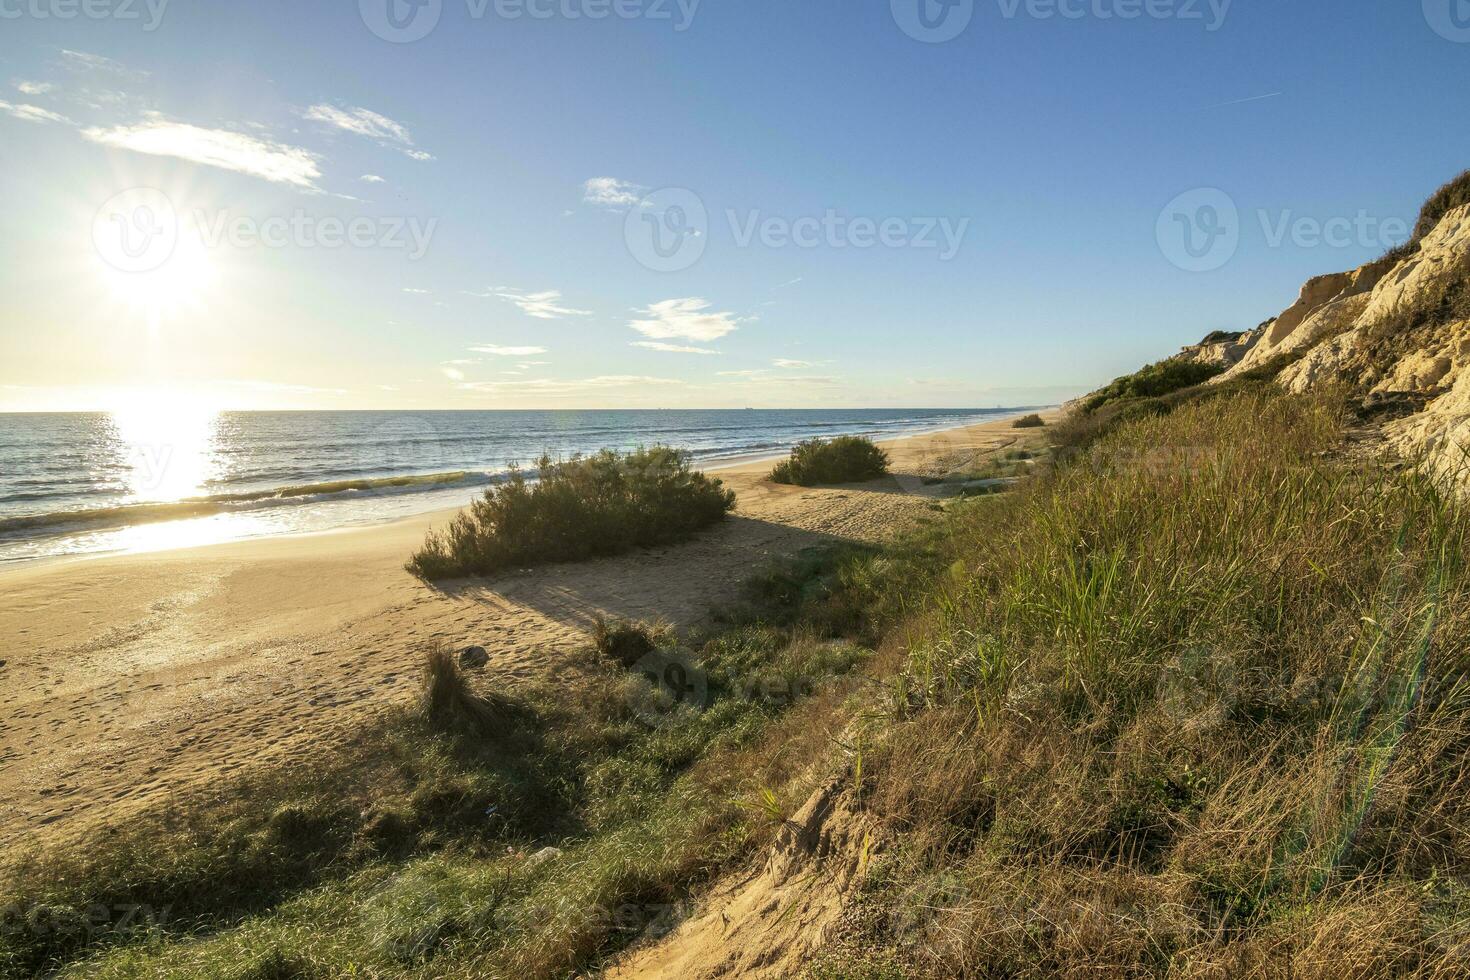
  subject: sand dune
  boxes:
[0,418,1037,851]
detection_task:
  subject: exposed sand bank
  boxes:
[0,415,1048,850]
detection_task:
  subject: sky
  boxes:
[1,0,1468,411]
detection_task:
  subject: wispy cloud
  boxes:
[471,344,550,357]
[632,341,721,355]
[1194,91,1283,112]
[14,80,54,96]
[0,100,73,125]
[474,287,592,320]
[583,176,644,209]
[441,365,466,381]
[361,174,385,183]
[82,114,322,189]
[774,276,803,289]
[304,104,433,160]
[60,49,147,78]
[773,358,813,369]
[402,287,430,294]
[459,375,685,395]
[629,298,744,343]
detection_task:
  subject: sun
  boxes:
[90,186,219,330]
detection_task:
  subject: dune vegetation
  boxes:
[7,364,1470,977]
[406,446,735,580]
[770,435,890,486]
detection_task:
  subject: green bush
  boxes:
[407,446,735,579]
[1011,413,1045,429]
[1082,358,1224,414]
[770,436,890,486]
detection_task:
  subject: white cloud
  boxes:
[60,50,146,77]
[305,104,431,160]
[583,176,643,209]
[629,298,743,343]
[0,100,73,125]
[441,366,465,381]
[14,81,54,96]
[632,341,720,355]
[361,174,386,183]
[475,288,592,320]
[773,359,813,369]
[471,344,550,357]
[774,276,803,289]
[460,375,685,395]
[402,287,430,294]
[82,115,322,189]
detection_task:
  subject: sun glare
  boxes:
[108,392,222,504]
[89,187,219,332]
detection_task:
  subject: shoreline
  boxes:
[0,411,1053,849]
[0,407,1049,580]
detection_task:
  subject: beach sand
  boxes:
[0,415,1045,850]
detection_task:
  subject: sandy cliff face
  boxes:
[1180,203,1470,478]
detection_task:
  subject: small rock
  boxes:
[459,646,489,669]
[525,846,563,868]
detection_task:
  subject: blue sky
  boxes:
[1,0,1468,410]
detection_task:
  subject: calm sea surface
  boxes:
[0,408,1029,564]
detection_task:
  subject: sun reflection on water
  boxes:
[108,397,222,504]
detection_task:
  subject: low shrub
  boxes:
[1011,413,1045,429]
[770,436,890,486]
[592,617,673,668]
[1082,358,1224,414]
[407,446,735,579]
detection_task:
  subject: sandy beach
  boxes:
[0,416,1040,852]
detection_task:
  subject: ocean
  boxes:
[0,407,1029,564]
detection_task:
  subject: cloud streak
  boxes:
[0,100,73,124]
[470,344,550,357]
[305,104,433,160]
[632,341,721,355]
[476,288,592,320]
[82,115,323,188]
